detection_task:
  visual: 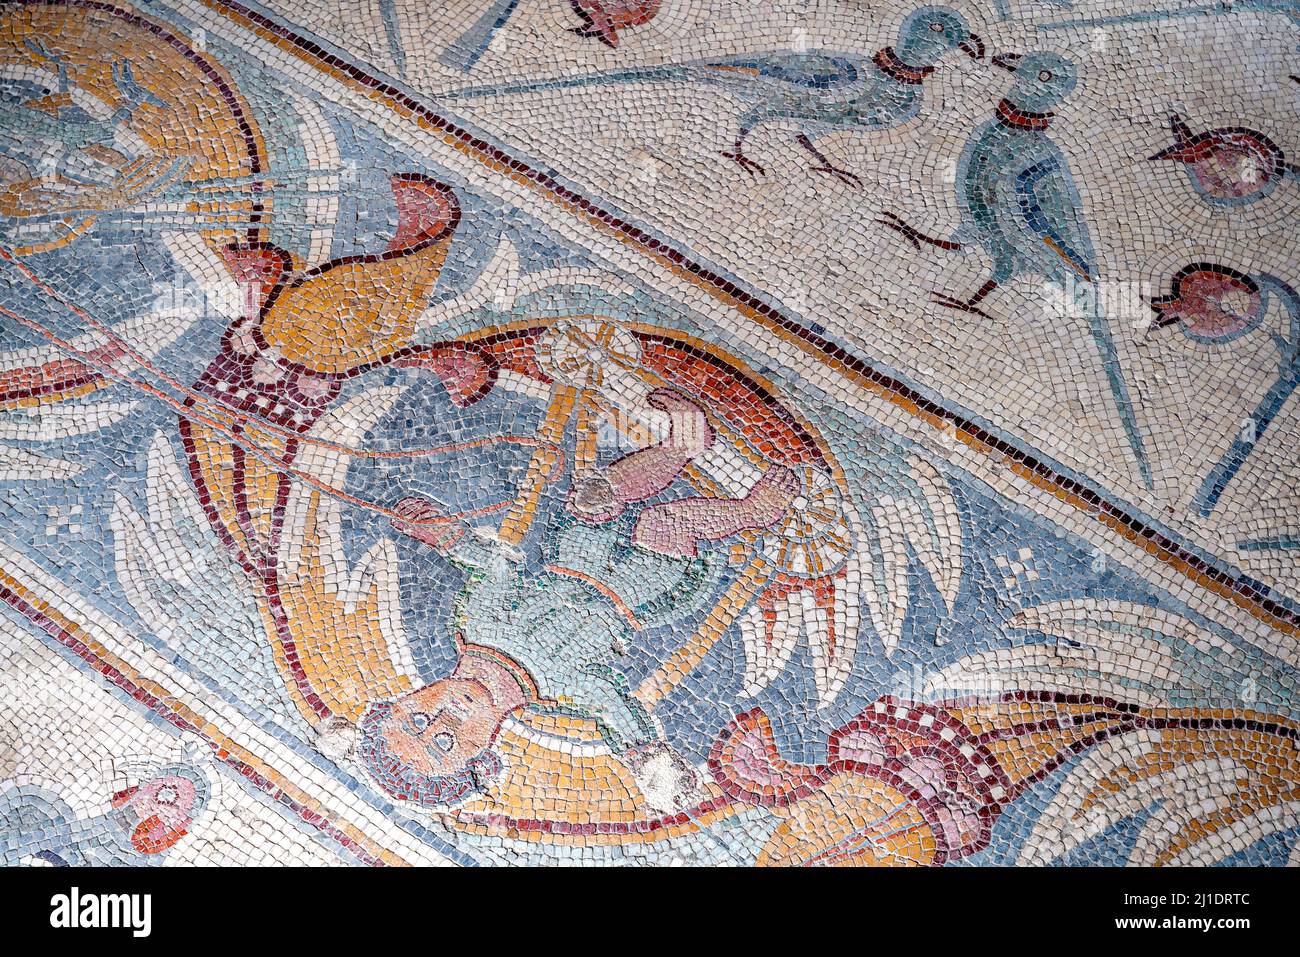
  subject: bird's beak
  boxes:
[958,34,986,60]
[992,52,1022,73]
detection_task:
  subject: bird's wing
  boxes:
[1012,149,1097,281]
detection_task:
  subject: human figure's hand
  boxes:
[391,496,465,553]
[646,387,714,453]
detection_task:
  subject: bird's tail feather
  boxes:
[437,0,522,73]
[435,65,702,100]
[1087,300,1153,488]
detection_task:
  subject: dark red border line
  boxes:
[10,0,1299,632]
[0,578,385,866]
[194,0,1300,633]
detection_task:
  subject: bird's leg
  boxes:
[931,279,999,320]
[796,133,862,188]
[721,127,766,176]
[876,212,964,252]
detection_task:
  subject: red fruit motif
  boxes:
[1151,262,1300,515]
[111,773,199,855]
[569,0,661,47]
[1150,263,1263,341]
[1150,114,1298,204]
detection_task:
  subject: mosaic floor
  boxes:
[0,0,1298,867]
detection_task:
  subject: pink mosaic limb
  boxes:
[569,387,715,522]
[632,465,800,557]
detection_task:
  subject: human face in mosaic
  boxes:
[378,679,505,778]
[4,0,1300,876]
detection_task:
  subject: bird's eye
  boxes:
[1038,70,1053,81]
[433,731,456,754]
[408,712,431,733]
[156,787,178,806]
[930,21,944,31]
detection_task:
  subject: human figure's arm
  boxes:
[391,497,524,576]
[568,388,715,522]
[633,465,800,558]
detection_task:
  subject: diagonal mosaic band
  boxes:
[1,0,1297,866]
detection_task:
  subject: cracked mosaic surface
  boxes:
[1,0,1298,866]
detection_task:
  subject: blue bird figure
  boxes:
[436,5,985,186]
[879,51,1153,486]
